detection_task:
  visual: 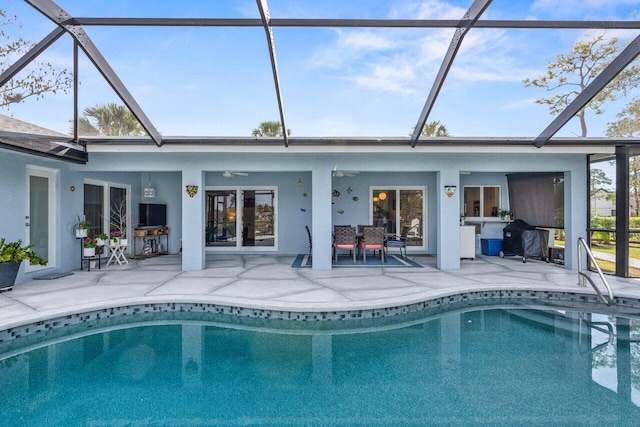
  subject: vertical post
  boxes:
[437,169,460,269]
[73,40,79,143]
[182,169,205,270]
[616,145,630,277]
[311,166,332,269]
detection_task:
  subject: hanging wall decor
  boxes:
[186,185,198,197]
[444,185,457,197]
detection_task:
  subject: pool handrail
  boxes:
[577,237,614,306]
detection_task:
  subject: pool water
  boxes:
[1,303,639,425]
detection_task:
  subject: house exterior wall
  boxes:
[591,189,616,217]
[1,146,588,279]
[0,149,143,283]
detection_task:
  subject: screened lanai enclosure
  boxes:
[1,0,640,276]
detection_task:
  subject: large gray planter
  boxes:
[0,261,21,291]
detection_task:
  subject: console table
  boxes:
[133,227,169,258]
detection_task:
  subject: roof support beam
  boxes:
[25,0,163,147]
[0,27,65,87]
[535,34,640,147]
[68,17,640,31]
[410,0,492,147]
[256,0,289,147]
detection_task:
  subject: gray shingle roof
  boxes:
[0,114,68,137]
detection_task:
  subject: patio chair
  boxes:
[305,225,312,258]
[385,226,409,258]
[333,226,357,264]
[359,226,385,264]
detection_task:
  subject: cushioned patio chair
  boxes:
[333,226,357,264]
[359,226,385,264]
[385,226,409,258]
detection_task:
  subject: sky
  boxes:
[2,0,640,138]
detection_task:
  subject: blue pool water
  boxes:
[0,300,639,425]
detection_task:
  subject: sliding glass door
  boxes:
[371,187,426,248]
[206,187,277,249]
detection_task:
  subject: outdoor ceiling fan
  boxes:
[222,171,249,178]
[332,167,359,178]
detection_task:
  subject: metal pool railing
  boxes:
[577,237,614,306]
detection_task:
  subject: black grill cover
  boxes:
[502,219,535,256]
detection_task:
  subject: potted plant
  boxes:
[0,238,47,290]
[110,230,123,244]
[95,233,109,246]
[499,209,513,220]
[70,215,91,238]
[83,238,98,258]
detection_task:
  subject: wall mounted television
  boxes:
[139,203,167,227]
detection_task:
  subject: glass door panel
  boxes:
[110,186,127,237]
[29,176,49,262]
[399,190,423,246]
[206,190,237,247]
[372,189,395,233]
[242,190,275,247]
[84,184,104,237]
[26,167,56,271]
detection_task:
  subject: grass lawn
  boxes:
[555,240,640,276]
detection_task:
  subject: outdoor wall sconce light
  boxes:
[444,185,457,197]
[186,185,198,197]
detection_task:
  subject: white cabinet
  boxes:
[460,225,476,259]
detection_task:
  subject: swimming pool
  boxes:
[1,299,639,425]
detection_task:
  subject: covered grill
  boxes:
[500,219,549,263]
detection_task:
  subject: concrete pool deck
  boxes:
[1,253,639,330]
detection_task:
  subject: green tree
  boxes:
[251,120,290,137]
[523,32,640,137]
[607,102,640,216]
[0,9,72,108]
[607,98,640,137]
[590,168,612,193]
[76,103,145,136]
[420,120,451,137]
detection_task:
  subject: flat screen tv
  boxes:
[139,203,167,227]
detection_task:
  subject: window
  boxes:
[206,187,277,249]
[371,187,426,248]
[463,186,501,219]
[84,180,130,239]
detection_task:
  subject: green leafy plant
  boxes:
[69,215,91,236]
[96,233,109,240]
[499,209,512,218]
[0,238,47,265]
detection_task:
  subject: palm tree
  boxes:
[251,120,291,137]
[411,120,451,137]
[75,103,146,136]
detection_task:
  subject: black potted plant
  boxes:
[0,238,47,291]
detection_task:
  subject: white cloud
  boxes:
[307,1,537,95]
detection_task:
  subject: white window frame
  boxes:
[205,186,278,252]
[368,186,427,252]
[84,179,132,249]
[463,185,502,220]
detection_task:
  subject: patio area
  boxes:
[1,254,640,331]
